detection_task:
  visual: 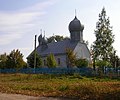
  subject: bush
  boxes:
[75,59,88,68]
[47,53,57,68]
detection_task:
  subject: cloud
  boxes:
[0,33,21,45]
[0,12,42,45]
[20,0,57,13]
[0,0,57,46]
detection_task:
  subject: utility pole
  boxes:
[114,51,116,69]
[34,35,37,73]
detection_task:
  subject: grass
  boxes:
[0,73,119,100]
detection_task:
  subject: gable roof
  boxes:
[36,39,78,57]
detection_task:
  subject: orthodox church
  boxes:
[28,15,91,67]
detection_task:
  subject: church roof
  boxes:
[36,39,78,57]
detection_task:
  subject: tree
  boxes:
[90,45,96,70]
[109,50,120,68]
[93,7,114,63]
[54,35,64,42]
[96,60,112,68]
[46,53,57,68]
[0,53,8,68]
[66,48,76,67]
[27,51,42,68]
[47,35,69,43]
[47,36,55,43]
[6,49,26,69]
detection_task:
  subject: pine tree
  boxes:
[47,53,57,68]
[93,7,114,62]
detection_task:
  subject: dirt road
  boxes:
[0,93,39,100]
[0,93,78,100]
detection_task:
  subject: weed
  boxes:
[58,85,69,91]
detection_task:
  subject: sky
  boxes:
[0,0,120,61]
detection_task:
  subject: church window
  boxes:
[58,58,61,65]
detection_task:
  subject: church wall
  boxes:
[41,55,67,68]
[41,57,48,68]
[74,43,91,62]
[54,55,67,68]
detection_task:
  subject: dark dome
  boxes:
[81,24,84,31]
[69,16,84,32]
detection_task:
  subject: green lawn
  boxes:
[0,74,119,100]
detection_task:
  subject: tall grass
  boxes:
[0,74,119,100]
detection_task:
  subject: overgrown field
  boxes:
[0,74,119,100]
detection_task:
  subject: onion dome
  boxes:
[81,24,84,31]
[69,16,84,32]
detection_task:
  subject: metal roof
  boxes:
[36,39,78,57]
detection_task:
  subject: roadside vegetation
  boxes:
[0,74,119,100]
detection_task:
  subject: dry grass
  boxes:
[0,74,119,100]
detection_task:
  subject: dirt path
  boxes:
[0,93,39,100]
[0,93,78,100]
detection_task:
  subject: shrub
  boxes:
[75,59,88,68]
[47,53,57,68]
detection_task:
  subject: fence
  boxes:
[0,67,93,76]
[104,67,120,76]
[0,67,119,77]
